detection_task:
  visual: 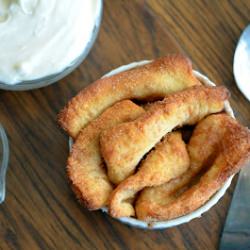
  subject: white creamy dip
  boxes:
[0,0,99,84]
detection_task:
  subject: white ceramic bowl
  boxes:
[0,0,103,91]
[70,60,235,229]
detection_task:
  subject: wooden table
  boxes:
[0,1,249,249]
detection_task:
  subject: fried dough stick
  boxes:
[68,100,145,210]
[109,132,190,218]
[136,114,250,221]
[58,55,200,138]
[100,86,229,184]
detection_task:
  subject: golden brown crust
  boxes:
[135,114,250,221]
[67,100,145,210]
[100,85,229,184]
[58,55,200,138]
[57,54,250,222]
[109,132,190,218]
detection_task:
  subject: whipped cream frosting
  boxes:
[0,0,99,84]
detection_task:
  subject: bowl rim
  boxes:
[69,59,235,229]
[0,0,103,91]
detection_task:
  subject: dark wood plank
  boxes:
[0,0,249,249]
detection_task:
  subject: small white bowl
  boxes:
[70,60,235,229]
[0,0,103,91]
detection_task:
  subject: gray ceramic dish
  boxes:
[0,124,9,203]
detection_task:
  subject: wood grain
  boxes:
[0,1,249,249]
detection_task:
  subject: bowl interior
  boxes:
[0,0,103,91]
